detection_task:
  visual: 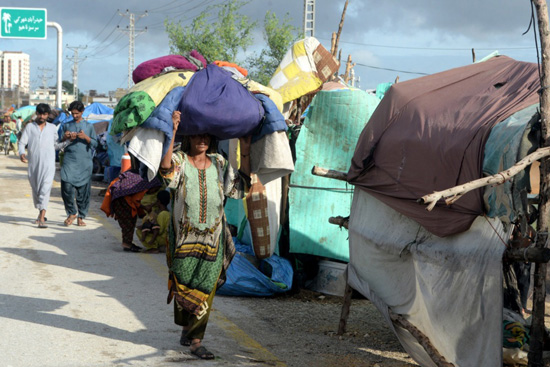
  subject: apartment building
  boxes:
[0,51,30,93]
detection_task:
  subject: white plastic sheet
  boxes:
[348,189,507,367]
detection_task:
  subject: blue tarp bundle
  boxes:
[217,238,293,297]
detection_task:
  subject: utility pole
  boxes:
[37,67,53,92]
[303,0,315,37]
[66,45,87,100]
[118,9,148,89]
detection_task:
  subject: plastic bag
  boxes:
[217,238,293,297]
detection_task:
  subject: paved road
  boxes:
[0,153,285,367]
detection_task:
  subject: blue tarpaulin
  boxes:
[83,102,114,117]
[217,238,293,297]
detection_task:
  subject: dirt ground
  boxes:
[88,174,550,367]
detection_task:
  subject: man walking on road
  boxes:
[18,103,69,228]
[60,101,98,227]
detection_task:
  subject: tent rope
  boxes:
[483,214,509,248]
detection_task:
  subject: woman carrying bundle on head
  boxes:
[159,110,251,360]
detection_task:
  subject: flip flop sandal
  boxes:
[64,215,77,226]
[77,219,87,227]
[37,221,48,229]
[191,346,214,360]
[33,217,47,224]
[122,243,142,253]
[180,330,191,346]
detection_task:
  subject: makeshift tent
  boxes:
[11,105,36,122]
[347,55,540,237]
[83,102,114,123]
[345,55,541,367]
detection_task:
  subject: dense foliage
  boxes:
[165,0,301,85]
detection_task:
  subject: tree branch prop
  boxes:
[389,310,455,367]
[329,216,349,229]
[504,247,550,263]
[311,166,348,181]
[420,147,550,211]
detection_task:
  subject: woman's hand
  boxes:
[172,111,181,132]
[238,135,251,156]
[238,135,251,176]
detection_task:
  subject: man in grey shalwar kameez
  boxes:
[18,103,68,228]
[60,100,98,227]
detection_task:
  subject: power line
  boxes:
[148,0,185,13]
[87,10,118,44]
[145,0,219,29]
[86,40,130,60]
[355,62,430,76]
[87,32,126,57]
[318,37,535,51]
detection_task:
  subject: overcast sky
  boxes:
[0,0,545,95]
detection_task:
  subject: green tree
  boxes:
[62,80,84,101]
[165,0,256,63]
[62,80,74,94]
[245,11,301,85]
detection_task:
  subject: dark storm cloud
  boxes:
[2,0,548,92]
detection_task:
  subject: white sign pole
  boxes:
[47,21,62,109]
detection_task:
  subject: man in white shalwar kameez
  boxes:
[18,103,68,228]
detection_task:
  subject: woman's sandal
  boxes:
[180,329,191,346]
[191,346,215,360]
[122,243,142,253]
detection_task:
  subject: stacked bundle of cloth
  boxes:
[111,52,294,257]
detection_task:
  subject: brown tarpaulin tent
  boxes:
[347,56,540,237]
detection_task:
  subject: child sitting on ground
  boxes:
[139,186,163,233]
[136,190,171,253]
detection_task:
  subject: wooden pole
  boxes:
[504,247,550,263]
[332,0,349,57]
[471,48,476,63]
[329,216,349,229]
[419,146,550,210]
[389,310,455,367]
[344,54,356,83]
[338,283,353,335]
[529,1,550,366]
[331,32,337,55]
[312,166,347,181]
